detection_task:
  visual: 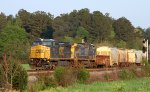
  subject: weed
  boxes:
[118,69,137,80]
[77,68,90,83]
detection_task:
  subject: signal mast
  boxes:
[142,39,148,62]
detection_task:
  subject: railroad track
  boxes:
[27,67,140,76]
[27,68,112,76]
[27,70,54,76]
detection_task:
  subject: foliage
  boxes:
[39,76,57,88]
[32,81,46,91]
[0,8,146,56]
[113,17,134,42]
[118,69,137,80]
[0,55,28,91]
[76,26,89,39]
[54,66,77,87]
[145,27,150,43]
[0,12,7,31]
[32,76,58,91]
[13,66,28,91]
[141,58,150,76]
[54,66,65,84]
[0,22,30,61]
[21,64,31,70]
[103,72,110,81]
[116,40,126,48]
[54,66,89,87]
[41,78,150,92]
[77,68,90,83]
[18,9,54,39]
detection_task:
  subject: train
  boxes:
[29,38,144,69]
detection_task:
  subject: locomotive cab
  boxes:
[29,38,59,68]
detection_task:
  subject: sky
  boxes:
[0,0,149,29]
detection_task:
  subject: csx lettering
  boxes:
[36,50,44,53]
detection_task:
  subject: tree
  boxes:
[0,12,7,32]
[91,11,113,43]
[113,17,134,42]
[52,16,69,40]
[0,22,29,61]
[30,11,53,38]
[18,9,54,39]
[0,54,27,91]
[76,26,89,39]
[113,17,136,48]
[145,27,150,43]
[17,9,31,33]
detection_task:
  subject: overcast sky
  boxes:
[0,0,149,28]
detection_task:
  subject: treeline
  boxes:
[0,8,150,62]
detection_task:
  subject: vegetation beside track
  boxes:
[40,78,150,92]
[22,64,30,70]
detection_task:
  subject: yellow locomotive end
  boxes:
[30,45,50,59]
[30,45,50,66]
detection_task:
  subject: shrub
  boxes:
[77,68,90,83]
[103,72,110,81]
[118,69,137,80]
[54,66,90,86]
[54,66,77,87]
[12,67,28,91]
[38,76,57,88]
[0,56,28,91]
[141,57,148,65]
[141,57,150,76]
[32,81,46,91]
[54,66,65,83]
[29,76,57,92]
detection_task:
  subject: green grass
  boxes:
[21,64,30,70]
[41,78,150,92]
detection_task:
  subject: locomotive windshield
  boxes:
[33,41,52,46]
[42,41,52,46]
[33,41,42,46]
[32,38,59,46]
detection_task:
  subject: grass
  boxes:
[40,78,150,92]
[21,64,30,70]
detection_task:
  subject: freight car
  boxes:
[96,46,144,67]
[29,38,96,69]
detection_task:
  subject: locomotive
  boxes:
[29,38,144,69]
[29,38,96,69]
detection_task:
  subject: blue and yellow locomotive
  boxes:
[29,38,96,69]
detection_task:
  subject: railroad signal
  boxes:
[142,39,148,61]
[142,39,147,53]
[142,46,146,53]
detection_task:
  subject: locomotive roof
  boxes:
[35,38,57,42]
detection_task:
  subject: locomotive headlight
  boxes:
[47,61,50,64]
[43,58,47,61]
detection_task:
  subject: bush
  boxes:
[0,56,28,91]
[77,68,90,83]
[54,66,77,87]
[54,66,65,83]
[32,81,46,91]
[103,72,110,81]
[13,67,28,91]
[53,66,90,86]
[141,57,150,76]
[118,69,137,80]
[38,76,57,88]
